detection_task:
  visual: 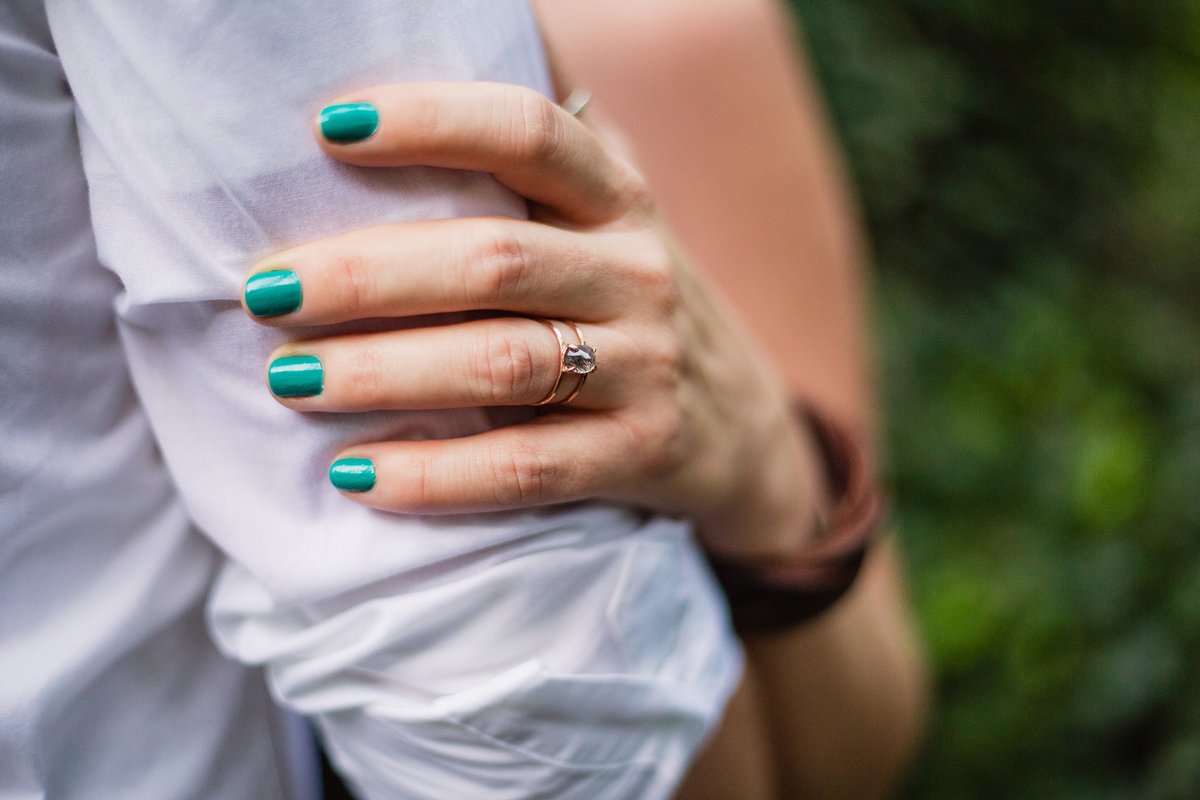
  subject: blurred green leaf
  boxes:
[790,0,1200,795]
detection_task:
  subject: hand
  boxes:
[243,82,825,559]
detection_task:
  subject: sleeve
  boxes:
[43,2,743,798]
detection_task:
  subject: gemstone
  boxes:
[563,343,597,374]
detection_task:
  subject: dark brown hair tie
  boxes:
[707,403,886,634]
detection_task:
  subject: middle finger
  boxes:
[243,218,640,325]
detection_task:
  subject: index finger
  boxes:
[313,82,644,225]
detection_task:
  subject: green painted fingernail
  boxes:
[268,355,323,397]
[330,457,375,492]
[319,103,379,144]
[245,269,302,317]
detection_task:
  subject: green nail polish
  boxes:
[268,355,323,397]
[330,457,376,492]
[245,269,302,317]
[319,103,379,144]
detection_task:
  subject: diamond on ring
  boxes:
[532,319,596,406]
[563,343,597,375]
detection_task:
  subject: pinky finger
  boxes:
[327,414,633,514]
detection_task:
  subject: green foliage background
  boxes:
[789,1,1200,796]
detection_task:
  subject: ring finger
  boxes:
[265,316,640,411]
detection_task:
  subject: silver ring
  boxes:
[533,319,596,406]
[560,88,592,118]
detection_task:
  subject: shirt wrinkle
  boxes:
[2,2,742,798]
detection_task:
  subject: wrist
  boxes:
[707,402,886,633]
[702,397,831,561]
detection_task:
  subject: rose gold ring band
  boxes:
[532,318,596,407]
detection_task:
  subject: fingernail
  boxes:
[319,103,379,144]
[268,355,323,397]
[330,457,376,492]
[245,269,302,317]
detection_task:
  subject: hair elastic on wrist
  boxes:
[707,402,886,634]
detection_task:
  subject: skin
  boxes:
[250,81,823,562]
[532,1,929,797]
[244,1,929,795]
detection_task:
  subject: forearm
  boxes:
[537,0,928,793]
[744,540,928,798]
[55,5,746,797]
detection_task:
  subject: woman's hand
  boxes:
[243,82,825,560]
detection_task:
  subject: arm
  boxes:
[46,4,741,798]
[533,0,929,795]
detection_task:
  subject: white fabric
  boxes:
[0,1,742,798]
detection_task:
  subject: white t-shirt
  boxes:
[0,2,742,798]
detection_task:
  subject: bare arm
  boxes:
[534,0,929,796]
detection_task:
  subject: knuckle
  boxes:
[340,344,387,409]
[606,408,679,477]
[515,88,567,165]
[471,221,531,302]
[643,405,689,474]
[324,250,374,317]
[409,94,444,152]
[394,449,436,512]
[490,441,555,507]
[631,239,681,316]
[388,452,420,510]
[617,169,656,217]
[476,327,541,404]
[649,334,686,384]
